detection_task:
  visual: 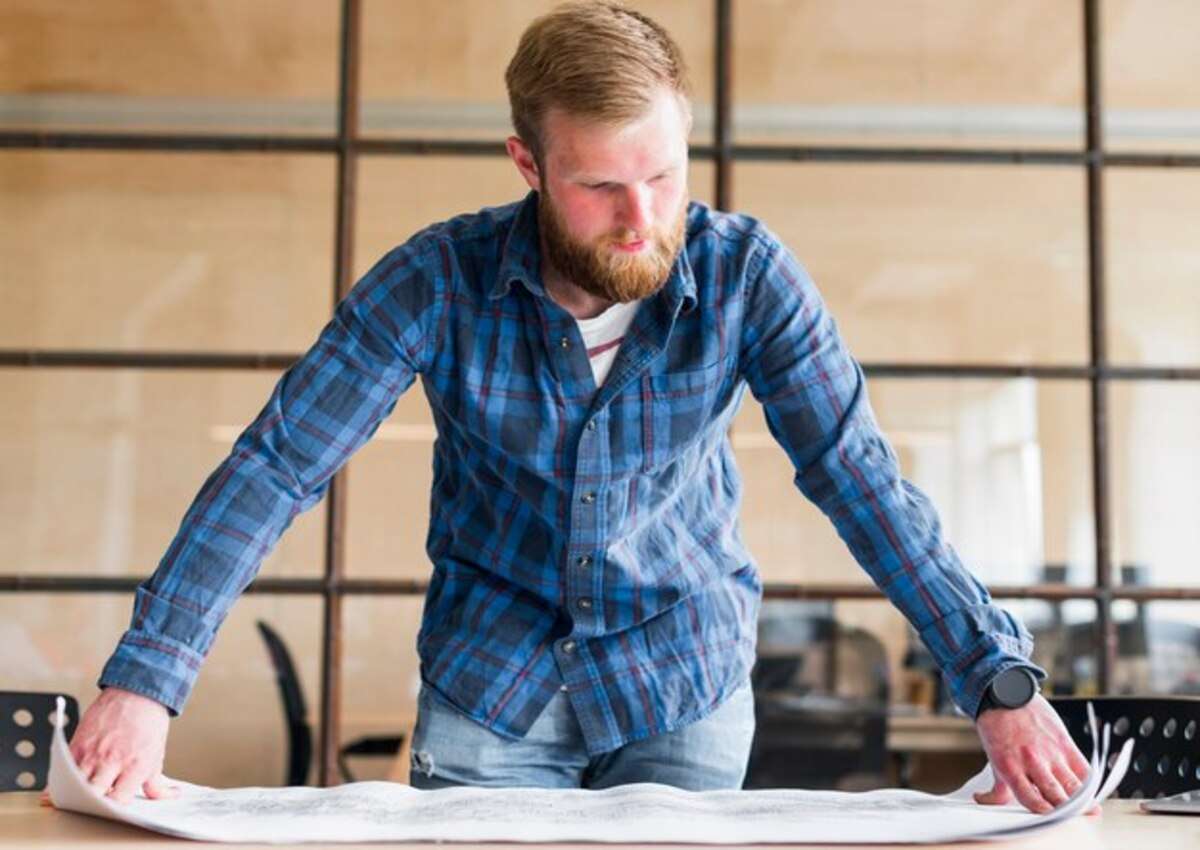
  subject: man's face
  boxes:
[522,87,691,303]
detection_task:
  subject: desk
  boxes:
[887,713,983,790]
[888,713,981,755]
[0,795,1192,849]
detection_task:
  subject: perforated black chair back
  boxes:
[1,692,79,791]
[255,620,313,786]
[1051,696,1200,799]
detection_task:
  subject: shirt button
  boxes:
[581,492,596,504]
[577,597,593,611]
[560,684,569,692]
[559,336,570,349]
[576,555,592,568]
[586,420,597,431]
[561,640,577,654]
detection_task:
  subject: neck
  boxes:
[541,258,614,320]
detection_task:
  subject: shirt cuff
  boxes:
[940,633,1046,720]
[97,585,215,716]
[98,631,204,716]
[918,605,1046,719]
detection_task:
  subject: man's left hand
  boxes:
[973,694,1092,814]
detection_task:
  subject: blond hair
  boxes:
[505,2,691,166]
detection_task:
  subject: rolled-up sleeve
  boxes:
[100,237,449,713]
[738,230,1042,718]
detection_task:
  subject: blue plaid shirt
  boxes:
[101,192,1038,754]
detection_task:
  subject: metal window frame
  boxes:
[2,0,1199,784]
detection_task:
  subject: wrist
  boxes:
[101,686,169,715]
[975,666,1039,719]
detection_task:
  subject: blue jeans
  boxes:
[408,681,756,790]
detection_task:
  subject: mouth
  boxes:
[611,239,647,253]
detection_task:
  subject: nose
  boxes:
[619,183,653,234]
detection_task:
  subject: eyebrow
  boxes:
[575,165,678,184]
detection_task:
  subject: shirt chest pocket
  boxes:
[641,356,736,472]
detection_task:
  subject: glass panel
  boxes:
[0,370,325,578]
[0,151,335,352]
[753,599,987,792]
[340,597,424,782]
[1010,598,1102,697]
[354,155,532,279]
[1103,0,1200,153]
[1107,168,1200,367]
[691,160,717,209]
[733,1,1084,149]
[1030,599,1200,699]
[1110,381,1200,586]
[736,162,1088,364]
[0,593,322,788]
[1110,601,1200,696]
[757,599,911,706]
[0,0,339,134]
[361,0,713,144]
[736,379,1095,586]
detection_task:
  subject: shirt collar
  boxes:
[491,191,698,317]
[492,191,545,300]
[665,220,698,316]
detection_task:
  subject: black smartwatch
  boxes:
[976,667,1039,717]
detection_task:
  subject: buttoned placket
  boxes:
[558,403,608,701]
[546,285,689,736]
[542,312,611,701]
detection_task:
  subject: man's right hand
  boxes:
[68,687,179,804]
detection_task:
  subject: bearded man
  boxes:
[72,2,1088,812]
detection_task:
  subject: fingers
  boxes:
[108,764,149,805]
[71,760,173,806]
[69,742,89,770]
[64,689,173,806]
[86,762,121,798]
[988,753,1054,814]
[1005,771,1053,814]
[1062,739,1091,782]
[1051,759,1085,800]
[973,779,1013,807]
[1026,757,1070,808]
[974,697,1103,815]
[143,774,181,800]
[80,755,157,805]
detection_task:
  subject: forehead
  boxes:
[542,88,690,180]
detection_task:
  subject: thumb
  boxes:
[974,778,1013,806]
[143,774,180,800]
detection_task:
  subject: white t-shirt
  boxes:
[575,300,641,387]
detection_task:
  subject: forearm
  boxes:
[99,279,424,712]
[791,385,1040,716]
[99,421,321,713]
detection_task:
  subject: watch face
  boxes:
[993,668,1036,708]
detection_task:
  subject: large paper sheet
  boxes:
[49,698,1131,844]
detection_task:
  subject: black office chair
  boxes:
[256,621,313,786]
[744,605,890,791]
[1,691,79,791]
[256,620,404,785]
[1051,696,1200,799]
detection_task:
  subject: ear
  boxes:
[506,135,542,192]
